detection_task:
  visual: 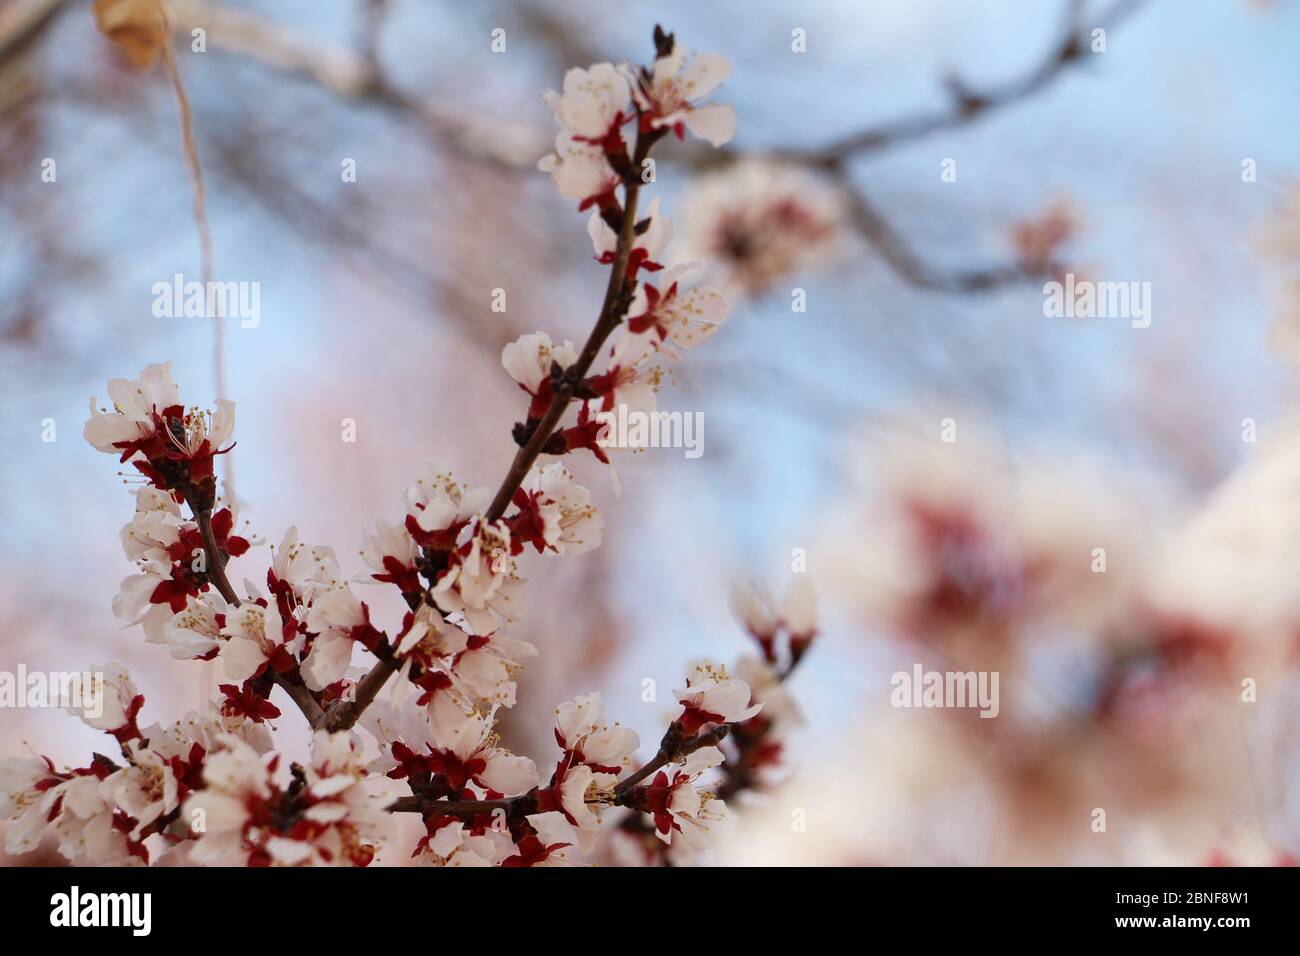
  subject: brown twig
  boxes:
[385,724,731,820]
[271,670,328,730]
[169,0,547,168]
[159,30,235,508]
[193,506,238,605]
[770,0,1150,295]
[386,796,515,816]
[714,658,805,803]
[324,657,396,732]
[613,723,730,798]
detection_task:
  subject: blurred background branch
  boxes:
[0,0,1156,344]
[783,0,1151,163]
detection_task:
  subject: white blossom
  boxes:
[537,132,620,208]
[628,46,736,146]
[516,463,603,556]
[404,465,489,548]
[674,663,761,728]
[431,516,523,636]
[625,262,729,356]
[542,63,631,140]
[83,361,180,454]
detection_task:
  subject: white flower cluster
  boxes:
[525,31,737,488]
[0,28,815,869]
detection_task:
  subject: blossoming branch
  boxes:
[0,24,818,868]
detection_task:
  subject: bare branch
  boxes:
[784,0,1153,163]
[10,0,1149,304]
[0,0,71,72]
[386,724,732,820]
[168,0,548,168]
[838,181,1037,293]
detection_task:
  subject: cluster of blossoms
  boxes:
[529,27,736,490]
[606,582,817,866]
[1,667,272,865]
[1,28,819,867]
[85,361,234,511]
[680,158,845,298]
[829,430,1253,718]
[538,36,735,212]
[808,424,1299,865]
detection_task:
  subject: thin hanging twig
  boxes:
[159,29,236,512]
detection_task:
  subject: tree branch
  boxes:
[324,657,396,732]
[271,670,328,731]
[786,0,1152,163]
[385,724,731,819]
[386,796,515,816]
[11,0,1152,306]
[613,723,730,798]
[620,649,812,857]
[0,0,71,72]
[339,127,665,736]
[838,182,1038,293]
[483,127,663,522]
[167,0,547,168]
[716,662,805,803]
[193,506,238,605]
